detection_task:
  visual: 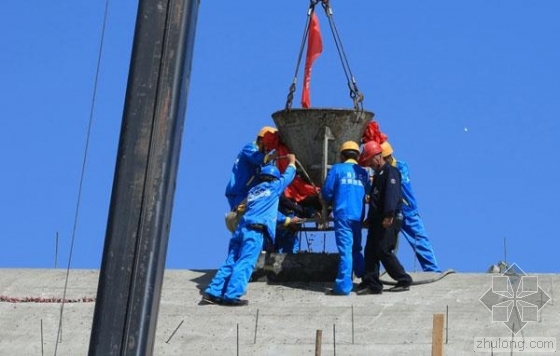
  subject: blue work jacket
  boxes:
[393,159,419,216]
[322,159,369,221]
[240,164,297,240]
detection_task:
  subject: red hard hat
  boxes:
[359,141,382,165]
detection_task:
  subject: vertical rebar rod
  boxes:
[351,305,354,344]
[41,319,44,356]
[254,309,259,344]
[333,324,336,356]
[237,323,240,356]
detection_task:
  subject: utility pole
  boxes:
[88,0,199,355]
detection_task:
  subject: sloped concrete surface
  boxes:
[0,269,558,355]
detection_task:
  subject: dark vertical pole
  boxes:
[88,0,199,355]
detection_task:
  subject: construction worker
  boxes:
[357,141,412,294]
[321,141,369,295]
[381,141,442,273]
[225,126,277,210]
[203,155,298,306]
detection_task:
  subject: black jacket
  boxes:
[368,162,403,220]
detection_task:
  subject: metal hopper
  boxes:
[272,108,373,186]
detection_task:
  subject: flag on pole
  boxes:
[301,12,323,108]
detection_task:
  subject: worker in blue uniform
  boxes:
[357,141,412,294]
[203,154,297,306]
[321,141,369,295]
[225,126,277,210]
[381,141,441,273]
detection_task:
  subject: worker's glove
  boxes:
[225,211,239,233]
[289,216,303,225]
[225,203,246,233]
[286,216,303,231]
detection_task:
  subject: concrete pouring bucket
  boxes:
[272,108,373,186]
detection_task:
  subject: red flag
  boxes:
[301,12,323,108]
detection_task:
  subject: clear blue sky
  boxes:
[2,1,559,273]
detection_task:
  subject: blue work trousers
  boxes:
[333,218,364,295]
[400,213,441,272]
[205,225,262,301]
[275,227,300,253]
[352,223,365,279]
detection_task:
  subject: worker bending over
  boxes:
[204,154,297,306]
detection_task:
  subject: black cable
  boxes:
[380,269,457,286]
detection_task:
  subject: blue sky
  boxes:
[1,1,559,273]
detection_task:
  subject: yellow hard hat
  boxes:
[340,140,360,153]
[381,141,393,157]
[257,126,277,138]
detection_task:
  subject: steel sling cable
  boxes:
[53,0,111,355]
[319,1,364,112]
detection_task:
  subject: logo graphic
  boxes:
[479,263,551,334]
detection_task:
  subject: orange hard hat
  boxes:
[339,140,360,153]
[257,126,277,138]
[359,141,382,164]
[381,141,393,158]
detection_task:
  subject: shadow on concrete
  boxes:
[189,269,216,293]
[265,281,331,294]
[250,252,339,295]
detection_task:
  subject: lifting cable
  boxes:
[285,0,364,111]
[52,0,111,355]
[319,0,364,111]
